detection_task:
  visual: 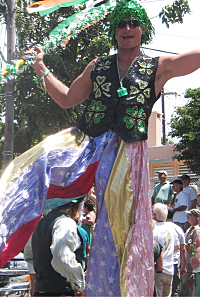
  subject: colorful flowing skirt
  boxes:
[0,127,154,296]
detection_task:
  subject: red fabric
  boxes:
[0,216,41,267]
[46,161,99,199]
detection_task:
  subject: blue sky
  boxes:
[141,0,200,136]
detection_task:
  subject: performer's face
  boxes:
[115,18,145,50]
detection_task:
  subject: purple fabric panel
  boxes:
[125,140,154,297]
[86,131,121,297]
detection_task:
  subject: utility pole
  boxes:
[161,88,177,145]
[4,0,15,168]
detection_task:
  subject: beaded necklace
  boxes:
[117,52,142,97]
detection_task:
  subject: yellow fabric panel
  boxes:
[104,140,134,297]
[0,128,86,198]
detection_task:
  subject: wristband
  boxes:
[33,68,50,92]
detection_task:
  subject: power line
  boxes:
[141,0,173,3]
[155,32,200,40]
[142,46,179,55]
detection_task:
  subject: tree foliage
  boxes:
[169,88,200,175]
[159,0,191,28]
[0,0,112,158]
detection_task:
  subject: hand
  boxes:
[23,45,44,70]
[180,267,187,276]
[74,288,85,297]
[88,187,96,202]
[84,270,87,278]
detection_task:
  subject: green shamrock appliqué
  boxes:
[139,62,153,75]
[129,83,151,104]
[93,76,111,98]
[85,100,107,126]
[124,107,147,135]
[138,80,148,90]
[130,86,140,95]
[96,60,111,71]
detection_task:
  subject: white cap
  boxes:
[157,170,168,176]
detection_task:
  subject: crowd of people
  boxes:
[24,172,200,297]
[152,172,200,297]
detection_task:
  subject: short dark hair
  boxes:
[55,202,81,218]
[84,199,94,211]
[180,174,190,182]
[170,179,183,190]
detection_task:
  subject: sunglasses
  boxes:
[116,19,140,29]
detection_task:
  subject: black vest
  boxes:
[77,54,160,143]
[32,210,84,293]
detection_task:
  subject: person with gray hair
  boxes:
[153,202,168,222]
[153,203,179,297]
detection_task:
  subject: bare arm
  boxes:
[155,50,200,97]
[191,233,200,269]
[174,205,187,211]
[170,193,177,207]
[174,244,180,252]
[180,244,187,276]
[87,187,96,203]
[25,45,96,109]
[191,199,197,209]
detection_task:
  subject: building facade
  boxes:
[147,111,200,194]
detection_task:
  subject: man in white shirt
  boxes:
[153,203,179,297]
[171,179,190,232]
[181,174,197,210]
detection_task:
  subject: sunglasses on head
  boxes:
[116,19,140,29]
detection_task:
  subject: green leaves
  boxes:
[159,0,191,28]
[169,88,200,175]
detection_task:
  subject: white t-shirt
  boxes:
[168,222,185,265]
[173,191,188,223]
[153,222,179,275]
[183,185,197,210]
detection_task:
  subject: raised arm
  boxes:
[25,45,96,109]
[155,50,200,97]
